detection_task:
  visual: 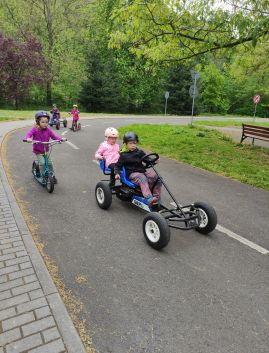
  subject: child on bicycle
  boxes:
[114,132,162,205]
[25,111,66,183]
[70,104,80,128]
[95,127,120,185]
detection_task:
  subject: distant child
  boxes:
[25,111,66,183]
[50,103,60,124]
[114,132,162,205]
[70,104,79,122]
[95,127,120,185]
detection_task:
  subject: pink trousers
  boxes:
[129,170,162,199]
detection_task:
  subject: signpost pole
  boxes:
[164,91,169,116]
[190,73,197,126]
[253,103,257,122]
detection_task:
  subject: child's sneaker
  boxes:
[146,195,158,206]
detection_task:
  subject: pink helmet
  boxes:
[105,127,119,138]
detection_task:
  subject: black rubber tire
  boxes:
[143,212,170,250]
[78,122,81,130]
[56,122,60,130]
[32,161,40,177]
[194,201,217,234]
[95,182,112,209]
[45,175,54,193]
[63,119,67,128]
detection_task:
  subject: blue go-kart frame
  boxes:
[95,153,217,250]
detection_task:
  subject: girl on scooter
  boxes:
[114,132,162,206]
[25,111,66,183]
[95,127,120,185]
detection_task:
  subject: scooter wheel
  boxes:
[143,212,170,250]
[56,122,60,130]
[95,182,112,209]
[194,201,217,234]
[32,161,40,177]
[78,122,81,130]
[63,119,67,128]
[45,175,54,193]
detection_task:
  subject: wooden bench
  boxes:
[240,124,269,144]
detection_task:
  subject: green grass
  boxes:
[194,120,269,127]
[118,124,269,191]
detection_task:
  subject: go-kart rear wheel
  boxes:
[95,182,112,209]
[143,212,170,250]
[56,121,60,130]
[194,201,217,234]
[45,175,54,193]
[63,119,67,128]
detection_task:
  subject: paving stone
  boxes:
[19,261,32,270]
[6,333,42,353]
[0,237,21,245]
[0,307,16,321]
[9,268,34,280]
[0,293,29,310]
[0,253,15,262]
[2,312,35,331]
[35,306,51,320]
[0,289,11,300]
[17,297,47,314]
[0,278,23,292]
[3,246,25,255]
[24,274,38,284]
[28,338,65,353]
[0,243,12,250]
[0,264,19,276]
[5,256,29,267]
[0,328,21,346]
[0,274,8,284]
[42,326,61,343]
[15,250,28,257]
[22,316,55,336]
[11,281,40,296]
[29,289,44,300]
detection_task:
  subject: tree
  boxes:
[109,0,269,64]
[0,32,47,108]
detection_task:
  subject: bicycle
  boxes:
[23,139,65,193]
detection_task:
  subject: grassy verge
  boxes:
[194,120,269,127]
[118,124,269,191]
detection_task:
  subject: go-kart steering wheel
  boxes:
[141,153,159,168]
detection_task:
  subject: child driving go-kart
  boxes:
[114,132,162,206]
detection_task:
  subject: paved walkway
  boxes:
[0,120,86,353]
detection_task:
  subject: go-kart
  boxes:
[95,153,217,250]
[49,113,68,130]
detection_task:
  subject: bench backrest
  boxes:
[243,124,269,139]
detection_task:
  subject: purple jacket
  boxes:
[25,126,61,154]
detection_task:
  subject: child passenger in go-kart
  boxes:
[95,127,120,186]
[114,132,162,206]
[25,111,66,183]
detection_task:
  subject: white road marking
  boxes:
[216,224,269,255]
[66,141,80,150]
[82,124,91,128]
[92,159,100,165]
[61,131,68,135]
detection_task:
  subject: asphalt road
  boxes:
[5,117,269,353]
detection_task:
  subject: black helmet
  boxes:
[35,111,50,122]
[123,132,139,143]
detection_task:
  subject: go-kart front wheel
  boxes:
[95,182,112,209]
[143,212,170,250]
[194,201,217,234]
[56,121,60,130]
[63,119,68,128]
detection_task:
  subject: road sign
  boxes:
[253,95,261,104]
[190,69,201,80]
[189,85,199,98]
[165,91,169,99]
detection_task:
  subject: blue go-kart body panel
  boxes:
[99,160,152,211]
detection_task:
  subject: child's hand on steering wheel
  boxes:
[26,138,33,143]
[61,138,67,142]
[115,174,120,180]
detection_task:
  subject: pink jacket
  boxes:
[95,141,120,167]
[70,108,79,121]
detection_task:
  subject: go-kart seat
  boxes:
[99,160,136,188]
